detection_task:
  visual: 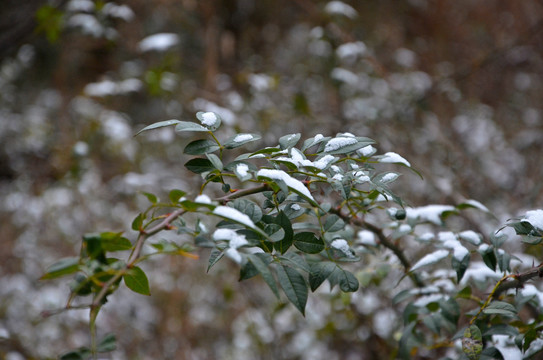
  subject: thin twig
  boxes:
[215,184,271,204]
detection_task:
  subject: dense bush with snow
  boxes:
[2,0,543,359]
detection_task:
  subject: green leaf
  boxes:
[99,232,132,252]
[479,246,497,271]
[279,133,301,150]
[207,249,224,272]
[97,333,117,353]
[174,121,210,132]
[184,158,215,174]
[322,136,374,155]
[324,214,345,232]
[135,119,181,136]
[169,189,186,203]
[483,324,519,337]
[139,191,158,204]
[293,232,324,254]
[131,213,144,231]
[276,265,308,315]
[452,252,470,283]
[230,199,263,223]
[278,252,311,273]
[462,325,483,360]
[337,267,359,292]
[41,257,79,279]
[392,289,414,304]
[60,347,92,360]
[248,253,279,298]
[308,262,336,291]
[206,153,223,171]
[123,266,151,295]
[224,133,262,149]
[239,260,259,280]
[483,301,518,318]
[184,139,220,155]
[195,111,222,131]
[273,211,294,254]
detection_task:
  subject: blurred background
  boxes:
[1,0,542,358]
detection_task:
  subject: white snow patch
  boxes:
[520,284,543,306]
[336,42,366,59]
[332,173,344,181]
[213,206,256,229]
[235,163,249,177]
[257,169,314,201]
[200,112,218,127]
[439,232,468,261]
[379,152,411,167]
[324,137,358,152]
[313,134,324,142]
[213,228,248,248]
[381,172,399,183]
[492,335,522,360]
[357,145,376,157]
[312,155,336,169]
[139,33,179,52]
[357,230,376,246]
[478,243,490,252]
[524,209,543,231]
[324,1,358,18]
[406,205,455,225]
[418,232,435,242]
[330,68,359,84]
[233,134,253,143]
[459,230,482,245]
[525,338,543,358]
[463,199,489,212]
[460,261,501,285]
[411,249,449,271]
[102,3,134,21]
[413,294,446,307]
[331,239,350,255]
[225,248,243,264]
[194,194,212,204]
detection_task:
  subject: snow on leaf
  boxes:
[138,33,179,52]
[406,205,456,225]
[324,1,358,18]
[200,112,218,126]
[324,137,358,152]
[257,169,315,203]
[234,134,254,143]
[212,228,248,248]
[459,230,482,246]
[411,249,449,271]
[213,206,257,229]
[523,209,543,231]
[194,194,212,204]
[379,152,411,167]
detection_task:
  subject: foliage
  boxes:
[42,111,543,359]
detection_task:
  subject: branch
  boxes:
[91,208,187,308]
[215,183,270,204]
[492,265,543,298]
[330,208,425,287]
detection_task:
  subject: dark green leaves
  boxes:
[175,121,209,132]
[123,266,151,296]
[293,232,324,254]
[276,265,307,315]
[247,253,279,298]
[184,139,220,155]
[185,158,215,173]
[279,133,301,149]
[483,301,518,318]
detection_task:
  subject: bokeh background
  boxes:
[1,0,543,359]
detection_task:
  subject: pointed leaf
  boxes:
[169,189,186,203]
[175,121,210,132]
[224,133,261,149]
[123,266,150,295]
[206,153,223,171]
[184,158,215,174]
[324,214,345,232]
[293,232,324,254]
[462,325,483,360]
[99,232,132,252]
[41,257,80,280]
[196,111,221,131]
[276,265,308,315]
[131,213,144,231]
[97,333,117,353]
[184,139,220,155]
[207,249,224,272]
[248,253,279,298]
[135,119,180,136]
[308,262,336,291]
[279,133,301,150]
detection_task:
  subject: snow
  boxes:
[235,163,249,177]
[291,204,301,211]
[200,112,218,127]
[332,173,344,181]
[492,335,522,360]
[418,232,434,242]
[195,194,212,204]
[324,1,358,18]
[463,199,490,212]
[84,78,142,97]
[357,145,376,157]
[233,134,254,143]
[277,150,335,170]
[102,3,134,21]
[438,232,469,261]
[413,294,446,307]
[331,239,353,257]
[381,172,399,183]
[460,261,501,285]
[379,152,411,167]
[313,134,324,142]
[213,206,257,229]
[406,205,455,225]
[525,338,543,358]
[248,73,273,92]
[357,230,376,246]
[257,169,315,201]
[67,0,94,12]
[138,33,179,52]
[458,230,482,245]
[331,165,341,173]
[312,155,336,169]
[213,228,248,248]
[410,249,449,271]
[330,68,358,84]
[324,137,358,152]
[353,171,370,183]
[336,42,367,59]
[225,248,242,264]
[524,209,543,231]
[520,284,543,306]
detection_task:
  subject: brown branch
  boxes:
[330,208,425,287]
[493,264,543,299]
[215,184,271,205]
[91,208,187,308]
